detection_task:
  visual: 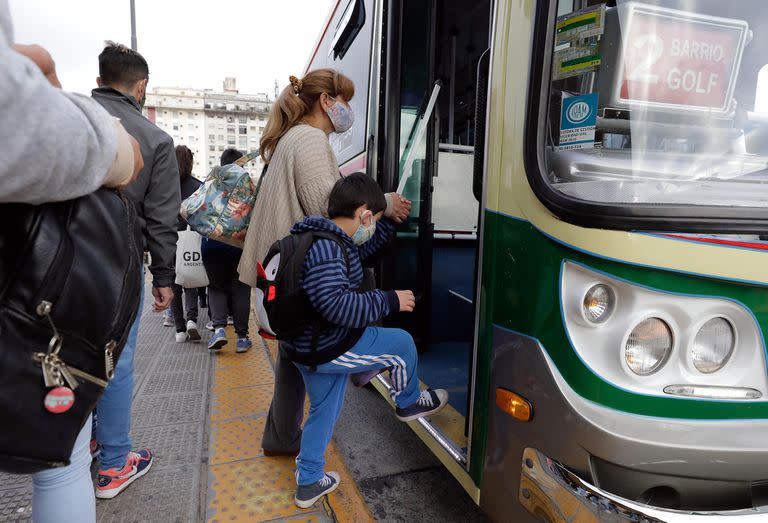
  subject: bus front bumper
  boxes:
[521,447,768,522]
[480,326,768,521]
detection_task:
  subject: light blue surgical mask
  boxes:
[325,96,355,134]
[351,211,376,246]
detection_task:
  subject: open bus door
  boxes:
[378,0,492,435]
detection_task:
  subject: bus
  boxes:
[305,0,768,520]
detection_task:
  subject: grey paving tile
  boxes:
[131,393,206,429]
[0,485,32,522]
[140,370,207,396]
[152,352,210,374]
[95,464,199,523]
[129,423,203,469]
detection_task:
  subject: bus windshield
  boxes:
[543,0,768,211]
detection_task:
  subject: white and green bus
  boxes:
[307,0,768,520]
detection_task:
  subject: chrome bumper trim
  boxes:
[521,448,768,522]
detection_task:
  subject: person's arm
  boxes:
[358,217,397,262]
[0,40,137,203]
[294,132,339,216]
[304,242,400,328]
[144,138,181,289]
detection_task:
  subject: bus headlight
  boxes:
[583,284,615,324]
[692,317,735,374]
[625,318,673,375]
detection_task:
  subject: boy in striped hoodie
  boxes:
[289,173,448,508]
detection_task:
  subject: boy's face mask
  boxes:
[325,95,354,134]
[352,210,376,246]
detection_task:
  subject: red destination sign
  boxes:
[619,5,747,112]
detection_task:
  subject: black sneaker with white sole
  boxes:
[294,471,340,509]
[395,389,449,422]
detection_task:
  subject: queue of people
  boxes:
[1,2,447,518]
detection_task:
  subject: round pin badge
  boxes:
[44,386,75,414]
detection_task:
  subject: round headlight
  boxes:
[692,317,735,373]
[583,284,615,324]
[625,318,673,375]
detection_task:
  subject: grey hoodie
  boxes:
[0,0,133,204]
[92,87,180,288]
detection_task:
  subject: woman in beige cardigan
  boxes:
[239,68,410,455]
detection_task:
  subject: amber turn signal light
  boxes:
[495,388,532,422]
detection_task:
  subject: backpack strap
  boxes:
[309,231,351,275]
[304,230,353,370]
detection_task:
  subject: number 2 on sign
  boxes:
[627,33,663,84]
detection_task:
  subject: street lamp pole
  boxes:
[130,0,137,50]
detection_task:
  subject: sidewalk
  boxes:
[0,282,372,522]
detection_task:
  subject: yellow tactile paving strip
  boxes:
[205,309,374,523]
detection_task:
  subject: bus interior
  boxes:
[379,0,492,432]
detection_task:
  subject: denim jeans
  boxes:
[32,415,95,523]
[96,283,143,470]
[294,327,419,485]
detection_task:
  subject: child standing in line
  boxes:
[283,173,448,508]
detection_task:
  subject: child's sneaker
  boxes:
[162,310,173,327]
[208,328,227,352]
[186,320,201,341]
[236,337,252,353]
[205,321,214,332]
[294,472,340,509]
[95,449,153,499]
[395,389,449,422]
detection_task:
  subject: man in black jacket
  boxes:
[91,41,180,500]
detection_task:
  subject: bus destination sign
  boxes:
[618,3,748,114]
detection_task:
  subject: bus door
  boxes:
[379,0,492,425]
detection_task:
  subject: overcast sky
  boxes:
[9,0,336,97]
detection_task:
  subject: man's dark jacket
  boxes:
[92,87,180,287]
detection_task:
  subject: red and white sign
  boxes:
[619,4,747,113]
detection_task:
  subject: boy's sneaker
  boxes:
[186,320,201,341]
[236,337,252,353]
[395,389,449,422]
[208,328,227,352]
[205,321,214,332]
[95,449,154,499]
[162,310,173,327]
[294,472,340,509]
[175,331,188,343]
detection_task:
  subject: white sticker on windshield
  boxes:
[560,93,598,150]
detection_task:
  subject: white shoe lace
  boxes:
[417,390,435,408]
[319,474,333,487]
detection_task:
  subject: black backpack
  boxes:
[0,188,143,473]
[254,231,350,353]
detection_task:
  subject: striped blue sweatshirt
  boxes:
[289,215,400,363]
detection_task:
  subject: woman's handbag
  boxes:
[0,188,143,473]
[180,152,265,248]
[175,227,209,288]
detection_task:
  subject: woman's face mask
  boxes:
[352,210,376,246]
[325,95,354,134]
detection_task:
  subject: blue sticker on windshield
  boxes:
[560,93,598,150]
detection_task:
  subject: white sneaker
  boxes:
[186,320,201,341]
[175,332,189,343]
